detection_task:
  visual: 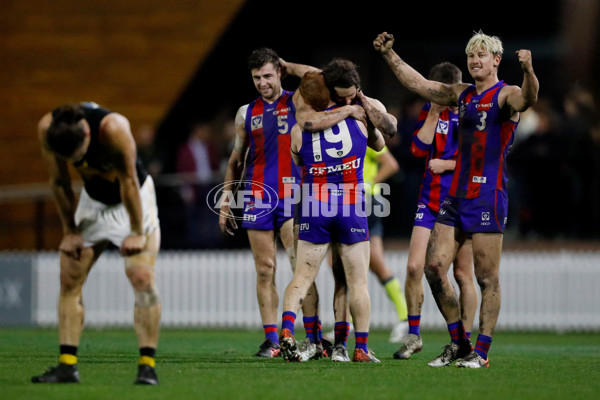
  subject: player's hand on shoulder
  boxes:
[348,104,367,126]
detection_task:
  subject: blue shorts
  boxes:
[241,196,294,231]
[413,202,438,230]
[297,200,369,245]
[436,190,508,233]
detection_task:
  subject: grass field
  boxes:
[1,328,598,400]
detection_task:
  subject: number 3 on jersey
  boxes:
[311,120,352,162]
[476,111,487,131]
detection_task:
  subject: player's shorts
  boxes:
[75,176,160,248]
[241,195,294,231]
[297,197,369,245]
[436,190,508,234]
[413,202,438,230]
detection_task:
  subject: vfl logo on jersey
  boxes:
[472,176,487,184]
[299,223,310,231]
[282,177,296,183]
[436,119,449,135]
[251,115,263,130]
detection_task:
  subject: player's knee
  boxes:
[133,285,160,307]
[406,260,424,281]
[59,267,86,294]
[475,270,499,291]
[424,260,443,281]
[255,258,276,281]
[453,268,470,286]
[126,265,155,292]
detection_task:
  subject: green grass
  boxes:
[1,328,599,399]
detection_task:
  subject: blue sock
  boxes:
[315,315,324,342]
[408,315,421,336]
[263,325,278,344]
[354,332,369,353]
[474,334,492,359]
[303,316,317,343]
[334,322,350,347]
[447,320,466,344]
[281,311,296,335]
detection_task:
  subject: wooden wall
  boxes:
[0,0,244,249]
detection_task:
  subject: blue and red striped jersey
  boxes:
[450,81,518,199]
[244,90,300,199]
[411,103,460,212]
[298,110,366,204]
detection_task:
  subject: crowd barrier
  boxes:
[1,249,599,331]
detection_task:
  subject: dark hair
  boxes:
[428,62,462,84]
[299,71,331,111]
[321,58,361,92]
[247,47,280,71]
[47,104,87,157]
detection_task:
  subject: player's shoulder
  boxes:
[37,112,53,132]
[100,112,130,132]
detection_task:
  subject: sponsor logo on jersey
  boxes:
[274,107,291,115]
[476,102,494,110]
[472,176,487,183]
[308,158,362,176]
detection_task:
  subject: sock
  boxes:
[354,331,369,353]
[303,316,318,343]
[59,345,78,365]
[383,277,408,321]
[281,311,296,335]
[447,320,467,344]
[474,334,492,359]
[263,324,279,344]
[465,331,472,340]
[408,315,421,336]
[334,321,350,347]
[315,315,324,342]
[139,347,156,367]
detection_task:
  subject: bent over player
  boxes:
[32,102,161,384]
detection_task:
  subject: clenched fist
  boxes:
[515,49,533,73]
[373,32,395,54]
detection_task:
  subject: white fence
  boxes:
[32,249,600,331]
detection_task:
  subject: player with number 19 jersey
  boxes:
[437,81,519,233]
[297,111,369,244]
[242,90,300,230]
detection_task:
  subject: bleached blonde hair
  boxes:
[465,30,504,57]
